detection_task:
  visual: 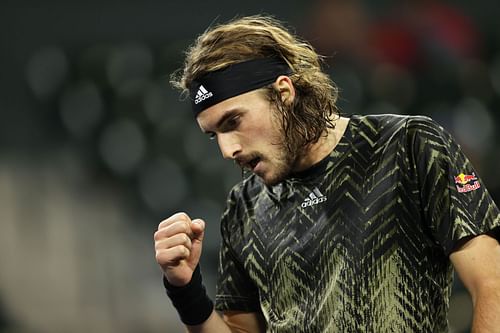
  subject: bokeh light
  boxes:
[99,118,146,176]
[452,98,495,153]
[106,42,154,95]
[59,81,103,139]
[25,46,69,101]
[137,157,188,214]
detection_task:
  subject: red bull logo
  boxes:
[454,172,481,193]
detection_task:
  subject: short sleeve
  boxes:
[214,186,261,312]
[407,116,500,255]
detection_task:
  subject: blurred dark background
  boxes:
[0,0,499,332]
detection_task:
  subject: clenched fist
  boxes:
[154,212,206,287]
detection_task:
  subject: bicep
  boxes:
[450,234,500,302]
[222,311,266,333]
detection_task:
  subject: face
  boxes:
[196,88,297,186]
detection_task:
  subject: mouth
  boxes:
[248,157,260,170]
[237,156,261,171]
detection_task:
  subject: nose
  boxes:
[217,133,242,160]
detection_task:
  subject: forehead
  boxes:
[196,89,267,131]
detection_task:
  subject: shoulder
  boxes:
[353,113,449,140]
[403,115,456,151]
[353,113,412,126]
[404,115,445,134]
[351,113,420,136]
[352,113,439,127]
[349,114,425,145]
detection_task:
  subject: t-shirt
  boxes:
[214,114,500,333]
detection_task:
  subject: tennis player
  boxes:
[154,15,500,332]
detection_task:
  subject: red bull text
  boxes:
[454,173,481,193]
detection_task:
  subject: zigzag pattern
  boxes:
[215,114,500,333]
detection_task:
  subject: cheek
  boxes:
[244,113,283,148]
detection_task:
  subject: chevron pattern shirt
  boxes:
[214,114,500,333]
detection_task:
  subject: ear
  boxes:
[274,75,295,105]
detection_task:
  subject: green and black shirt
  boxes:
[214,114,500,333]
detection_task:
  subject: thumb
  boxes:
[190,218,205,242]
[187,219,205,270]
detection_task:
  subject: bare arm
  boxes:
[186,310,266,333]
[450,234,500,332]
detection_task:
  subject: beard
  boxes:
[241,137,301,186]
[262,142,299,186]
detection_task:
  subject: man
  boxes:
[154,15,500,332]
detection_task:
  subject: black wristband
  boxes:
[163,265,214,326]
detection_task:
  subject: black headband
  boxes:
[190,57,293,116]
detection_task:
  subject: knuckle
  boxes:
[183,223,191,235]
[155,250,165,263]
[158,217,173,229]
[154,238,165,251]
[180,245,190,257]
[159,212,189,229]
[167,222,189,237]
[176,212,190,222]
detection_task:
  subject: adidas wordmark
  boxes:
[195,85,213,104]
[301,187,327,208]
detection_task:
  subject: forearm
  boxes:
[471,285,500,332]
[185,310,233,333]
[450,234,500,332]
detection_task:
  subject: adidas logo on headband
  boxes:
[194,85,213,105]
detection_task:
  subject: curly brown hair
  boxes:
[170,15,340,153]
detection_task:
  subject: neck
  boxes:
[292,116,350,173]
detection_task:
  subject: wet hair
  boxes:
[170,15,340,153]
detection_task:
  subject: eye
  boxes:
[222,115,240,132]
[206,132,216,141]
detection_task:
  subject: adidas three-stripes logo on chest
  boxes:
[301,187,328,208]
